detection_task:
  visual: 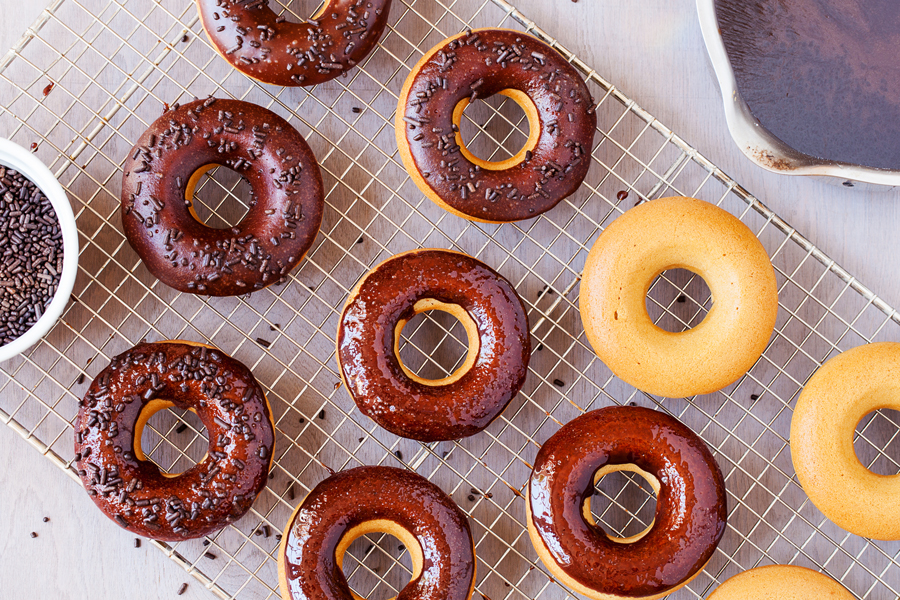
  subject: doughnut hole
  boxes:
[585,464,658,543]
[185,164,252,229]
[645,268,713,333]
[854,408,900,476]
[337,525,421,600]
[135,400,209,476]
[455,91,536,166]
[395,299,477,385]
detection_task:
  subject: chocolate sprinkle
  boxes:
[552,379,565,387]
[0,165,64,345]
[177,583,188,595]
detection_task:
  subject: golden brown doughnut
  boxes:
[278,466,475,600]
[197,0,392,87]
[707,565,854,600]
[74,340,275,541]
[337,249,530,442]
[527,406,727,600]
[396,28,596,223]
[121,98,324,296]
[579,196,778,397]
[791,342,900,540]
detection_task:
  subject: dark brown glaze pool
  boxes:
[528,406,727,598]
[715,0,900,170]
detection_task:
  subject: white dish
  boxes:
[0,138,79,362]
[696,0,900,191]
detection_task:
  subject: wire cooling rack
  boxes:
[1,0,899,598]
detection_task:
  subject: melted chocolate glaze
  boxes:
[121,98,324,296]
[528,406,727,597]
[337,249,531,442]
[401,29,596,221]
[74,342,274,541]
[282,466,475,600]
[715,0,900,170]
[197,0,392,87]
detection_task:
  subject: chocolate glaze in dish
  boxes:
[197,0,392,87]
[397,28,596,222]
[279,466,475,600]
[74,341,274,541]
[715,0,900,170]
[337,249,530,442]
[121,98,324,296]
[527,406,727,598]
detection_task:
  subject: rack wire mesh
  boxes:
[1,0,899,598]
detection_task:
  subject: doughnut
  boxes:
[791,342,900,540]
[527,406,727,600]
[121,98,324,296]
[73,340,275,541]
[336,249,530,441]
[196,0,392,87]
[707,565,854,600]
[396,28,596,223]
[278,465,475,600]
[580,196,778,398]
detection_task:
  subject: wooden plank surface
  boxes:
[1,0,898,598]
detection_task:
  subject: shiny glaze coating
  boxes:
[396,28,596,222]
[74,342,274,541]
[337,249,531,442]
[197,0,392,87]
[279,466,475,600]
[528,406,727,599]
[121,98,324,296]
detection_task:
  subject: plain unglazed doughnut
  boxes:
[707,565,855,599]
[337,249,530,442]
[396,28,596,223]
[527,406,727,600]
[73,340,275,540]
[278,465,475,600]
[579,196,778,397]
[791,342,900,540]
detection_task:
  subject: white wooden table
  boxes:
[1,0,897,598]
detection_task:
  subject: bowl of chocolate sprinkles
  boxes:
[0,138,78,362]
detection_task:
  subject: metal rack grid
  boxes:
[0,0,898,598]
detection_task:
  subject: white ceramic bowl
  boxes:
[0,138,79,362]
[696,0,899,191]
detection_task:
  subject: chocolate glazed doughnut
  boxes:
[279,466,475,600]
[396,28,596,223]
[197,0,392,87]
[337,249,531,442]
[527,406,727,600]
[74,341,275,541]
[121,98,324,296]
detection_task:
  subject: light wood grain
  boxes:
[1,0,898,598]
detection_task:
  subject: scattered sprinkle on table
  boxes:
[676,295,687,303]
[30,532,37,538]
[134,538,141,548]
[177,582,188,595]
[552,379,565,387]
[256,337,271,348]
[318,409,325,420]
